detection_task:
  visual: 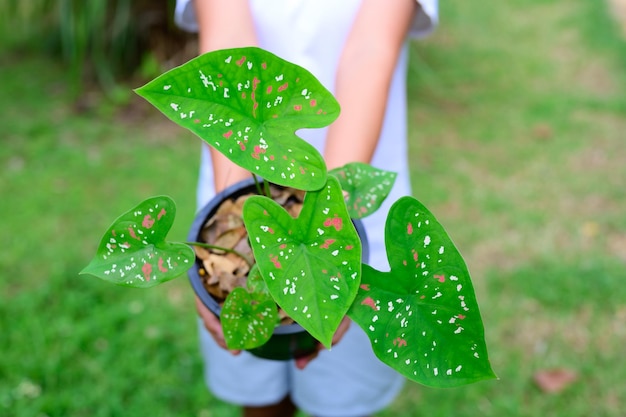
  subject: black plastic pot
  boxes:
[188,178,369,361]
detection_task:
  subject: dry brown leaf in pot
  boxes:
[209,253,237,275]
[233,194,251,212]
[205,282,227,300]
[202,215,243,244]
[232,233,253,256]
[218,271,248,294]
[271,187,292,206]
[214,227,247,250]
[278,308,295,325]
[224,251,250,278]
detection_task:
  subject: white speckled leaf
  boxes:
[329,162,397,219]
[348,196,495,387]
[243,177,361,348]
[135,47,339,191]
[246,264,270,294]
[80,196,195,288]
[221,287,278,350]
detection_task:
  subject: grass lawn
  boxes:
[1,0,625,416]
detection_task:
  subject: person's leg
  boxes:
[291,323,405,417]
[198,319,292,407]
[243,395,297,417]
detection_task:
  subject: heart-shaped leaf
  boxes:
[135,47,340,191]
[348,196,495,387]
[243,177,362,348]
[80,196,195,288]
[246,264,270,295]
[221,287,278,350]
[329,162,397,219]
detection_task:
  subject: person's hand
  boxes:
[195,295,241,355]
[294,316,352,369]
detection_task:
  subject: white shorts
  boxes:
[198,319,405,417]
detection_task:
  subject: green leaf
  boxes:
[329,162,397,219]
[221,287,278,350]
[80,196,195,288]
[243,177,362,348]
[246,264,270,295]
[135,47,340,191]
[348,196,496,387]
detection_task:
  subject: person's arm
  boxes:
[323,0,417,169]
[193,0,259,353]
[195,0,258,193]
[195,0,257,53]
[295,0,418,369]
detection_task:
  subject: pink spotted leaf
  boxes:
[348,196,495,387]
[246,263,270,295]
[329,162,397,219]
[243,177,362,348]
[221,287,279,350]
[80,196,195,288]
[135,47,340,191]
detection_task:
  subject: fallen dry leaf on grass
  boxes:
[533,368,578,393]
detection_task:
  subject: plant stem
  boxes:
[252,174,272,197]
[263,178,271,197]
[251,174,264,196]
[185,241,254,267]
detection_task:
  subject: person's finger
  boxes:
[294,349,320,370]
[331,316,351,345]
[195,296,241,355]
[295,316,353,369]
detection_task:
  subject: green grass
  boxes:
[388,0,626,416]
[1,0,626,415]
[0,53,233,415]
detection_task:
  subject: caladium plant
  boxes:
[81,46,495,387]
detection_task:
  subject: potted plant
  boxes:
[81,46,496,387]
[186,176,372,361]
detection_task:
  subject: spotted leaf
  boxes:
[246,263,270,295]
[221,287,278,350]
[80,196,195,288]
[348,196,495,387]
[243,177,362,348]
[135,47,339,191]
[329,162,397,219]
